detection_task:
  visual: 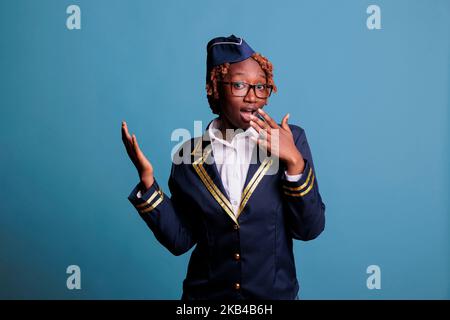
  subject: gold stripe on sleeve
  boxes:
[136,189,160,209]
[139,191,165,213]
[282,167,313,192]
[283,174,315,197]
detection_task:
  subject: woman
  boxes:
[122,35,326,300]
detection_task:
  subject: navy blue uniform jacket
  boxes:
[128,123,325,300]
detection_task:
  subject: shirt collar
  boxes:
[208,118,258,146]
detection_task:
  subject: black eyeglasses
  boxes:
[219,81,273,99]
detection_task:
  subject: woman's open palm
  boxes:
[121,121,154,188]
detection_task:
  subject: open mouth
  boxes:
[240,107,258,122]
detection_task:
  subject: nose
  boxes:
[244,86,257,103]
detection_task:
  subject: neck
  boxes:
[217,116,238,142]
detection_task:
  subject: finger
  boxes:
[281,113,292,132]
[257,108,279,129]
[250,114,271,133]
[256,129,271,154]
[121,122,135,157]
[251,134,272,153]
[249,119,265,134]
[256,137,268,149]
[256,138,271,157]
[268,131,279,154]
[122,121,132,139]
[121,121,133,147]
[132,134,142,155]
[259,129,269,141]
[130,134,144,164]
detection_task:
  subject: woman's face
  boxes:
[219,57,269,131]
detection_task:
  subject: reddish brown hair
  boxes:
[205,53,277,115]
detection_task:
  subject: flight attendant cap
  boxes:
[206,34,255,81]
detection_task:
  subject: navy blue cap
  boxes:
[206,34,255,81]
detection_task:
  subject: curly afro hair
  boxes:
[205,53,277,115]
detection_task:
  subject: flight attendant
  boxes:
[122,35,326,300]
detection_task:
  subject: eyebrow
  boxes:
[231,72,267,78]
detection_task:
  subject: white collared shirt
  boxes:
[137,118,302,215]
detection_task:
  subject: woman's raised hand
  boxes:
[121,121,154,190]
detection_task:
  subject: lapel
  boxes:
[191,121,273,226]
[238,144,273,219]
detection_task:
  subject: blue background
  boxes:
[1,0,449,299]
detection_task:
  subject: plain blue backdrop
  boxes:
[0,0,449,299]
